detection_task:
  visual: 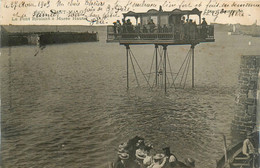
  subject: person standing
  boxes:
[201,18,208,39]
[180,16,185,40]
[189,19,195,40]
[184,19,189,40]
[149,19,155,33]
[116,20,122,34]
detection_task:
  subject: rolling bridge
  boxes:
[107,7,215,92]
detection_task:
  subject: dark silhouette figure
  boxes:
[201,18,208,39]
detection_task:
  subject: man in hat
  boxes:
[116,20,122,34]
[149,19,155,33]
[143,154,153,167]
[142,143,153,167]
[113,22,117,33]
[180,16,185,40]
[201,18,207,27]
[184,19,189,39]
[117,142,128,154]
[189,19,196,40]
[201,18,208,39]
[242,132,257,168]
[135,148,147,168]
[162,147,178,167]
[114,153,129,168]
[149,154,166,168]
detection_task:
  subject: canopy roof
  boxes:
[123,8,202,18]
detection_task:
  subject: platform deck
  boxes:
[107,39,215,45]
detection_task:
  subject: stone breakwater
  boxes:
[1,25,99,47]
[231,55,260,142]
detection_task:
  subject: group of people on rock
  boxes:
[112,16,209,40]
[114,136,195,168]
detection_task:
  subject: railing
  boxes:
[107,25,214,42]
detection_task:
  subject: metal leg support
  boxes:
[191,44,195,88]
[126,44,130,89]
[155,44,158,86]
[163,45,167,93]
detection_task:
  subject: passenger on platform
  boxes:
[189,19,196,40]
[170,25,174,34]
[146,22,150,32]
[157,25,162,33]
[148,154,166,168]
[113,22,118,39]
[163,25,168,33]
[117,20,122,34]
[193,21,198,39]
[184,158,195,168]
[126,19,134,33]
[149,19,156,33]
[242,132,257,168]
[136,23,141,33]
[122,19,127,33]
[143,25,148,33]
[201,18,207,27]
[181,16,186,24]
[201,18,208,39]
[114,152,129,168]
[113,22,117,34]
[184,19,189,39]
[126,19,131,24]
[178,24,182,40]
[180,16,185,40]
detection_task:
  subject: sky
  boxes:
[0,0,260,25]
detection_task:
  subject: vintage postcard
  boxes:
[0,0,259,168]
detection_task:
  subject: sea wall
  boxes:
[39,32,98,45]
[231,55,260,142]
[1,26,99,47]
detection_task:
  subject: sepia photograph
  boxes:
[0,0,259,168]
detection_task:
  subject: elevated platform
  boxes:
[106,7,216,92]
[107,25,215,46]
[107,38,214,45]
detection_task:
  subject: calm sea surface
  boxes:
[1,27,260,168]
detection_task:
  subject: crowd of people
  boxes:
[114,136,195,168]
[112,17,209,40]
